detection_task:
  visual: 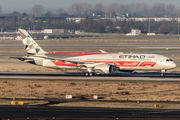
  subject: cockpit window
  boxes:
[166,59,173,61]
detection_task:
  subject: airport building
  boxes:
[43,29,65,34]
[66,18,86,23]
[126,29,141,36]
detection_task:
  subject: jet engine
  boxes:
[94,64,113,74]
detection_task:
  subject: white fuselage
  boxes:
[37,53,177,72]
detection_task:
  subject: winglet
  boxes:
[100,49,108,53]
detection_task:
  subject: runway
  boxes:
[0,105,180,120]
[1,72,180,81]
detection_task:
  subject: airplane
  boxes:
[13,29,177,76]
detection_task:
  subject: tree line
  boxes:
[80,19,179,34]
[0,2,179,34]
[0,16,179,34]
[27,3,180,18]
[0,3,180,18]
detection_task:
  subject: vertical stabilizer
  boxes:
[19,29,46,55]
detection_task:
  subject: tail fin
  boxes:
[19,29,46,55]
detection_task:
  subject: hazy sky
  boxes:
[2,0,180,13]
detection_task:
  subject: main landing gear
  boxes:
[85,72,95,76]
[86,68,96,76]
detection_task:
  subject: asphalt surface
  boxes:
[0,105,180,120]
[1,72,180,81]
[1,72,180,119]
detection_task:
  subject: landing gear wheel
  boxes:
[85,72,95,76]
[161,73,165,77]
[89,72,96,76]
[89,72,93,76]
[85,73,89,76]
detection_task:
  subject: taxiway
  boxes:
[0,105,179,120]
[0,72,180,81]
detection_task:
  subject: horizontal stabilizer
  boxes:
[9,57,34,61]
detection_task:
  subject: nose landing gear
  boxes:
[161,73,165,77]
[161,70,166,77]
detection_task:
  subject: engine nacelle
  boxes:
[94,64,113,74]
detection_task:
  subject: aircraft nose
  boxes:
[171,62,177,69]
[172,63,177,68]
[164,62,177,70]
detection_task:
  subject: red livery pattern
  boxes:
[51,59,156,68]
[16,36,22,40]
[48,53,157,67]
[52,60,77,66]
[139,62,156,67]
[48,53,156,67]
[82,61,156,68]
[116,61,140,67]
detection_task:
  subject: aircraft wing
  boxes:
[35,56,117,69]
[35,56,97,65]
